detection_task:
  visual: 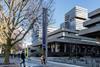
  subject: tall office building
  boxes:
[64,6,88,31]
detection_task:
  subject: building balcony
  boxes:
[83,16,100,27]
[79,26,100,37]
[88,8,100,18]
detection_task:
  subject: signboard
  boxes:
[42,8,47,48]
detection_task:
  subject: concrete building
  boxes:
[32,6,100,57]
[35,28,100,57]
[79,8,100,43]
[63,6,88,31]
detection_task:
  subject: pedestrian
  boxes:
[40,55,45,64]
[20,51,26,67]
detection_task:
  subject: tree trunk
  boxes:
[4,45,11,64]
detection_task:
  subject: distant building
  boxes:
[63,6,88,30]
[32,26,58,46]
[79,8,100,43]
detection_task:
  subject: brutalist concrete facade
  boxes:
[79,8,100,43]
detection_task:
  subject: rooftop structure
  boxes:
[64,6,88,30]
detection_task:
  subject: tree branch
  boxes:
[3,31,10,39]
[15,0,29,26]
[13,29,24,41]
[12,17,38,45]
[4,0,10,9]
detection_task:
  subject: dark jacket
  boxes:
[21,52,25,59]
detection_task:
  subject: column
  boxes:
[51,44,54,52]
[55,43,59,52]
[64,44,66,53]
[96,37,100,43]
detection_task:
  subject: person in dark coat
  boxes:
[20,51,26,67]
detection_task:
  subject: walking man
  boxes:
[20,51,26,67]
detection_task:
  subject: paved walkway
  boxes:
[0,57,84,67]
[26,57,84,67]
[1,57,100,67]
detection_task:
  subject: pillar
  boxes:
[64,44,66,53]
[51,44,54,52]
[96,37,100,43]
[55,43,59,52]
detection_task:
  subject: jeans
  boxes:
[20,59,25,67]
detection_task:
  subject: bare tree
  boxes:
[32,0,55,43]
[0,0,54,64]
